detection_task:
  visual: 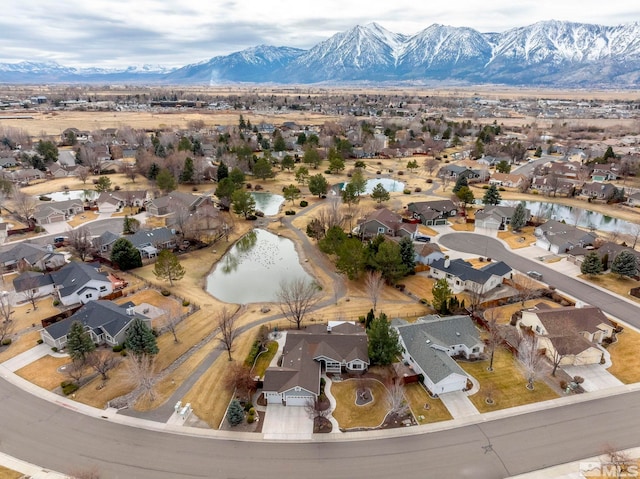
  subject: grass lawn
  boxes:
[403,382,452,424]
[15,355,69,391]
[450,223,474,232]
[483,299,560,325]
[251,341,278,378]
[497,226,537,249]
[459,348,558,413]
[0,330,41,363]
[330,378,389,429]
[66,210,99,228]
[606,328,640,384]
[0,466,23,479]
[579,273,640,305]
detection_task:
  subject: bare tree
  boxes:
[68,226,93,261]
[12,187,37,223]
[385,379,409,417]
[65,359,87,385]
[125,354,157,402]
[518,333,544,390]
[124,163,138,183]
[0,291,15,344]
[627,223,640,250]
[484,310,504,372]
[78,145,102,174]
[162,311,182,343]
[466,282,488,315]
[364,270,384,312]
[169,204,196,240]
[86,349,120,381]
[216,307,238,360]
[76,166,90,185]
[19,274,42,310]
[424,158,439,176]
[602,444,635,479]
[305,396,331,420]
[223,362,256,402]
[514,274,541,306]
[277,278,321,330]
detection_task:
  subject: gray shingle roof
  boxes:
[430,258,512,285]
[0,243,63,267]
[13,271,54,292]
[49,262,109,298]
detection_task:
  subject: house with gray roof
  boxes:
[407,200,458,226]
[263,322,369,406]
[126,228,178,258]
[356,207,417,239]
[12,271,55,305]
[50,261,113,306]
[146,192,208,216]
[40,300,150,349]
[32,199,85,225]
[534,220,597,254]
[474,204,531,230]
[429,257,512,294]
[414,243,445,266]
[0,243,66,272]
[394,315,484,395]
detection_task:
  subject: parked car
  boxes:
[415,236,431,243]
[527,271,543,280]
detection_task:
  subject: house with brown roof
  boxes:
[356,207,417,239]
[263,322,369,406]
[518,304,615,367]
[489,172,527,189]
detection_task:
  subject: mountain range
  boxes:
[2,20,640,87]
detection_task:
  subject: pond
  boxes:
[339,178,405,194]
[205,229,314,304]
[38,190,98,202]
[502,200,636,233]
[251,192,285,216]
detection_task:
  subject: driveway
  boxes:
[438,391,479,419]
[562,364,624,392]
[262,404,314,440]
[0,344,66,372]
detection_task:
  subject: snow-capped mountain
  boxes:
[2,20,640,86]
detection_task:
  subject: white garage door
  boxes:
[285,395,313,406]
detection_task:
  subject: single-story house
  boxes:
[356,207,417,239]
[534,220,597,254]
[590,164,617,182]
[127,228,179,258]
[488,173,527,189]
[146,192,208,216]
[568,242,640,270]
[518,303,615,366]
[580,182,617,200]
[40,300,150,349]
[394,315,484,395]
[50,261,113,306]
[627,192,640,207]
[263,322,369,406]
[32,199,85,225]
[437,165,483,181]
[474,205,531,230]
[407,200,458,226]
[414,243,446,266]
[429,257,512,294]
[0,243,66,272]
[12,271,56,305]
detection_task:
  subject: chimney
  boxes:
[444,257,450,268]
[126,306,135,316]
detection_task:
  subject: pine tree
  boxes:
[153,249,186,286]
[580,251,603,276]
[510,203,527,232]
[367,313,401,366]
[370,183,390,204]
[432,278,453,314]
[227,399,245,426]
[452,175,468,194]
[66,321,96,363]
[482,184,502,205]
[124,318,159,357]
[399,236,416,273]
[217,161,229,182]
[180,157,195,183]
[611,250,638,279]
[110,238,142,270]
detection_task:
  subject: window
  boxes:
[85,293,93,299]
[351,363,362,369]
[99,286,107,292]
[377,227,385,234]
[472,347,479,353]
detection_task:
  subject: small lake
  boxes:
[39,190,98,202]
[251,192,285,216]
[502,200,635,233]
[340,178,405,194]
[205,229,313,304]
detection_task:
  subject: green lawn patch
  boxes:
[459,348,558,412]
[330,378,389,429]
[404,382,452,424]
[251,341,279,378]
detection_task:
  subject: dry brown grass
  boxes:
[606,328,640,384]
[0,466,23,479]
[579,273,640,305]
[404,382,452,424]
[497,226,537,249]
[483,299,560,325]
[0,330,41,363]
[15,355,68,390]
[330,378,389,429]
[66,210,100,228]
[450,222,475,232]
[18,174,156,197]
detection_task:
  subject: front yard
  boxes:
[579,273,640,305]
[606,328,640,384]
[459,348,559,413]
[403,382,452,424]
[330,378,390,429]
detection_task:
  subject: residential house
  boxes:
[474,205,531,230]
[40,300,151,349]
[476,155,503,167]
[437,165,483,181]
[531,176,575,196]
[263,322,369,406]
[591,164,617,182]
[534,220,598,254]
[428,257,512,294]
[394,315,484,395]
[57,150,76,168]
[627,192,640,207]
[126,228,178,258]
[146,191,207,216]
[407,200,458,226]
[96,190,150,213]
[93,231,120,253]
[32,199,85,225]
[0,243,66,272]
[0,157,18,168]
[356,208,417,240]
[2,168,45,184]
[488,173,527,189]
[48,163,78,178]
[95,193,122,214]
[414,243,446,266]
[580,182,617,201]
[568,242,640,270]
[50,261,114,306]
[518,303,615,366]
[12,271,56,305]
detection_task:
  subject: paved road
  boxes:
[2,375,640,478]
[439,233,640,328]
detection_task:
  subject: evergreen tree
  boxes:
[371,241,407,285]
[308,173,328,197]
[365,308,375,329]
[226,399,245,426]
[273,133,286,152]
[283,184,301,205]
[303,147,321,168]
[611,250,638,278]
[482,184,502,205]
[66,321,96,363]
[281,155,295,171]
[399,236,416,273]
[231,189,256,218]
[335,238,366,280]
[180,157,195,183]
[496,160,511,174]
[510,203,527,232]
[156,168,176,193]
[455,186,474,209]
[603,146,616,161]
[253,157,274,180]
[124,317,159,357]
[367,313,401,366]
[370,183,390,204]
[295,166,310,185]
[94,176,112,193]
[177,136,192,152]
[534,146,542,157]
[432,278,453,314]
[215,177,237,209]
[452,175,468,194]
[217,161,229,182]
[228,167,246,188]
[153,249,186,286]
[349,169,367,196]
[581,251,603,276]
[147,162,160,180]
[110,238,142,270]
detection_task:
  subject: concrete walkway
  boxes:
[562,363,624,392]
[262,404,314,440]
[1,343,68,372]
[438,391,480,419]
[321,374,342,433]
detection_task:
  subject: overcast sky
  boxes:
[2,1,638,68]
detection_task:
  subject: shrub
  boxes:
[426,179,433,184]
[247,214,258,220]
[192,186,198,192]
[414,187,422,192]
[37,339,44,344]
[482,185,489,189]
[397,171,404,175]
[112,344,124,352]
[53,299,60,306]
[247,414,255,424]
[161,290,171,296]
[403,189,411,195]
[1,338,11,346]
[254,184,263,191]
[114,185,121,191]
[324,170,332,175]
[244,340,262,367]
[244,402,254,412]
[248,407,256,415]
[376,171,382,175]
[52,347,58,352]
[377,161,382,165]
[61,381,79,395]
[531,190,539,195]
[39,195,52,201]
[560,380,568,390]
[300,200,308,207]
[388,169,393,173]
[255,210,264,217]
[120,350,128,357]
[443,154,448,158]
[498,187,506,191]
[285,210,296,215]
